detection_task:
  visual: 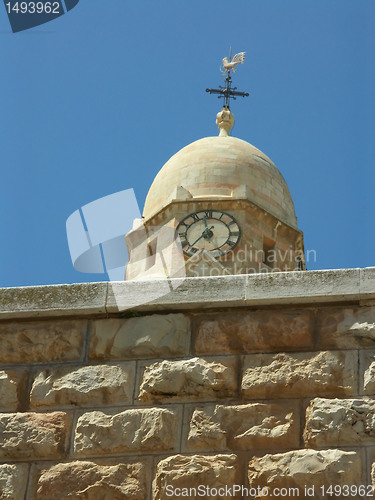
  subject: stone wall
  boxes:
[0,269,375,499]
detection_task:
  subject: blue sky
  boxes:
[1,1,374,287]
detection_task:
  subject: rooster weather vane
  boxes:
[206,48,249,109]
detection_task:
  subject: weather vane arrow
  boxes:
[206,47,249,109]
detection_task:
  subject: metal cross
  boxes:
[206,48,249,109]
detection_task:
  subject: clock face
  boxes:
[176,210,241,258]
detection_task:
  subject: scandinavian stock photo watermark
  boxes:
[165,483,374,497]
[66,189,318,311]
[187,242,316,277]
[66,189,187,311]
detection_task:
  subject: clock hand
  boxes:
[190,232,208,248]
[203,225,214,240]
[203,216,209,231]
[191,226,215,247]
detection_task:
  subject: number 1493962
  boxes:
[5,2,61,14]
[320,484,374,497]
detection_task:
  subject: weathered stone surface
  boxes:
[138,357,237,402]
[153,454,240,500]
[74,407,179,456]
[248,449,362,499]
[244,268,360,306]
[364,361,375,394]
[362,351,375,395]
[0,412,71,459]
[304,397,375,447]
[1,269,369,321]
[107,275,247,313]
[361,267,375,298]
[0,320,86,363]
[30,363,135,409]
[241,351,357,399]
[0,370,25,410]
[90,313,190,360]
[0,464,29,500]
[372,462,375,489]
[0,282,107,320]
[195,310,313,354]
[35,461,147,500]
[187,402,299,451]
[318,306,375,348]
[366,447,375,489]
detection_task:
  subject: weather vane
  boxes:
[206,47,249,109]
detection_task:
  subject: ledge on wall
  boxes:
[0,267,374,320]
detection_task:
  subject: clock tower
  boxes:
[125,105,305,280]
[125,53,305,279]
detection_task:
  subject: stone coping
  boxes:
[0,267,374,320]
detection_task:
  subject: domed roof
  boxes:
[143,110,298,229]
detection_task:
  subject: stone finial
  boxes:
[216,108,234,137]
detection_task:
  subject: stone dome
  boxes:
[143,110,298,229]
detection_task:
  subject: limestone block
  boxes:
[244,268,360,306]
[187,402,299,451]
[153,454,240,500]
[304,397,375,447]
[0,283,107,320]
[0,320,86,363]
[0,370,25,410]
[195,309,313,354]
[241,351,357,399]
[138,357,237,403]
[35,461,147,500]
[30,363,135,409]
[248,449,362,499]
[0,464,29,500]
[318,306,375,348]
[361,267,375,298]
[74,407,179,456]
[361,351,375,395]
[90,314,190,360]
[364,362,375,394]
[0,412,71,459]
[107,275,247,313]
